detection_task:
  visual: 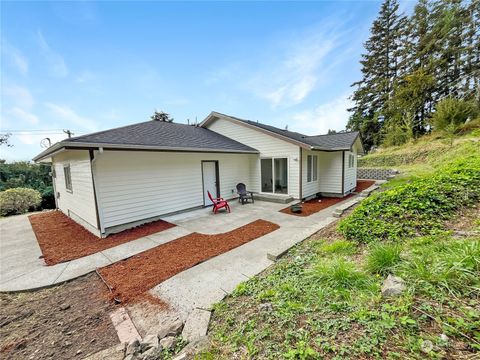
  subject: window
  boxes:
[307,155,318,182]
[349,154,355,168]
[64,164,72,192]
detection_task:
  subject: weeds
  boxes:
[365,243,402,275]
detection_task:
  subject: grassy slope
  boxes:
[198,133,480,360]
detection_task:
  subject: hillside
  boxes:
[199,132,480,359]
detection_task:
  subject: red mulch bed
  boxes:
[98,219,280,304]
[355,179,376,192]
[280,180,376,217]
[29,211,176,266]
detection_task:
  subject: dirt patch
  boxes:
[29,211,176,265]
[0,273,117,360]
[444,204,480,232]
[99,219,280,304]
[280,180,376,217]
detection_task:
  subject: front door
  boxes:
[202,161,219,206]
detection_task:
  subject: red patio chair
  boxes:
[207,191,231,214]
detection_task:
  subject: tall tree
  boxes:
[150,111,174,122]
[348,0,407,151]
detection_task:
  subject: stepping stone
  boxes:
[181,309,211,342]
[109,307,142,344]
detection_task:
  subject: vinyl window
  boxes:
[64,164,73,192]
[307,155,318,182]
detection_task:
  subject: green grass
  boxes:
[365,243,402,275]
[316,239,356,256]
[310,258,372,290]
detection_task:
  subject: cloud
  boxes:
[206,22,349,109]
[44,103,97,132]
[2,85,35,108]
[75,70,95,83]
[37,31,68,78]
[8,108,39,125]
[1,40,29,76]
[291,93,353,135]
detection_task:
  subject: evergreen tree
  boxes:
[150,111,174,122]
[348,0,407,151]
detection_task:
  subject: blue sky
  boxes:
[1,1,412,161]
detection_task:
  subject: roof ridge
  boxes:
[306,131,359,138]
[68,120,155,142]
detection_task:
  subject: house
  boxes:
[33,111,364,237]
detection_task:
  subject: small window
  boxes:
[307,155,318,182]
[348,154,355,168]
[64,164,72,192]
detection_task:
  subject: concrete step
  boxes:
[254,193,294,204]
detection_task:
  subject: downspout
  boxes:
[89,149,105,236]
[299,147,303,200]
[51,162,59,209]
[341,151,345,196]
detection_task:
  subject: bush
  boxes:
[40,186,56,209]
[430,97,479,131]
[339,157,480,243]
[0,188,42,216]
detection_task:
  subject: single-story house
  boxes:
[33,111,364,237]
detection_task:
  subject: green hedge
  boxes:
[339,157,480,243]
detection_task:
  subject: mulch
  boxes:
[280,180,376,217]
[98,219,280,304]
[29,211,176,266]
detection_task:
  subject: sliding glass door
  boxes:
[261,158,288,194]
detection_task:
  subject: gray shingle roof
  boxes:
[33,120,258,161]
[207,112,361,152]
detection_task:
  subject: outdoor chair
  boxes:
[236,183,254,205]
[207,191,231,214]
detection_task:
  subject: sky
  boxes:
[1,1,413,161]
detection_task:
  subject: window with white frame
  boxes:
[307,155,318,182]
[64,164,72,192]
[349,154,355,168]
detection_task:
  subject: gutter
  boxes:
[33,142,260,162]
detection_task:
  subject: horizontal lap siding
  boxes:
[94,151,253,229]
[52,151,98,232]
[207,118,300,199]
[344,150,357,193]
[317,151,343,194]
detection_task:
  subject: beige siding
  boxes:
[344,150,357,193]
[317,151,343,195]
[93,150,254,229]
[52,150,99,235]
[206,118,301,198]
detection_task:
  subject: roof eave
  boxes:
[33,141,259,162]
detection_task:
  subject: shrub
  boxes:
[339,157,480,243]
[0,187,42,216]
[365,243,402,275]
[41,186,56,209]
[430,97,479,131]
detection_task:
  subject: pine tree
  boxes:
[348,0,407,151]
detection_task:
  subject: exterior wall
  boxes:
[317,151,343,195]
[52,150,99,236]
[93,150,254,230]
[344,150,357,194]
[206,118,301,198]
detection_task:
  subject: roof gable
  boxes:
[201,111,363,152]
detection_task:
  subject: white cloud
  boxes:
[8,107,39,125]
[1,39,29,76]
[2,85,34,108]
[291,93,353,135]
[17,133,66,146]
[75,70,95,83]
[44,103,97,132]
[37,31,68,78]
